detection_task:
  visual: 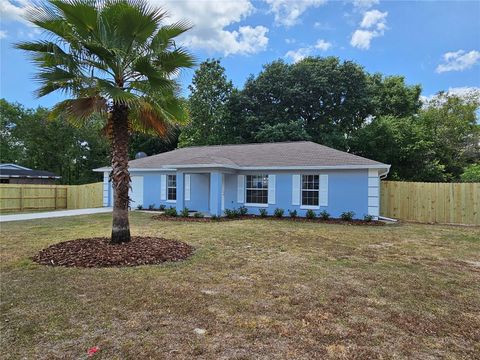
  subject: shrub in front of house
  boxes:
[238,206,248,216]
[305,209,316,219]
[224,208,240,219]
[274,208,284,218]
[148,204,155,210]
[159,204,166,211]
[181,207,190,218]
[136,205,143,210]
[164,207,177,217]
[341,211,355,221]
[288,209,297,218]
[319,210,330,220]
[193,212,204,218]
[259,208,268,217]
[210,214,220,220]
[364,214,373,222]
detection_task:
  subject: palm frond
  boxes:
[151,21,192,51]
[50,96,108,124]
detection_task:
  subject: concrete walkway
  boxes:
[0,207,112,223]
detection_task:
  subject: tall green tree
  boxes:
[17,0,194,243]
[418,93,479,180]
[179,59,233,147]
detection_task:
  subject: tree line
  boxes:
[1,56,479,184]
[180,57,479,182]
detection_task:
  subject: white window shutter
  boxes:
[292,175,300,205]
[268,174,276,204]
[237,175,245,203]
[185,174,191,201]
[319,174,328,206]
[160,174,166,200]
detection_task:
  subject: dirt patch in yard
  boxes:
[32,237,194,268]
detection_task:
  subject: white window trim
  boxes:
[244,203,269,208]
[167,174,177,202]
[245,174,269,206]
[300,205,320,210]
[166,199,177,203]
[300,174,320,207]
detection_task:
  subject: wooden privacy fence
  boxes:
[380,181,480,225]
[0,182,103,212]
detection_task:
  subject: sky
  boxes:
[0,0,479,109]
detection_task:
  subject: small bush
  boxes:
[210,215,220,220]
[305,209,316,219]
[340,211,355,221]
[181,207,190,218]
[193,212,204,218]
[274,208,284,218]
[136,205,143,210]
[164,207,177,217]
[238,206,248,216]
[319,210,330,220]
[364,214,374,222]
[259,208,268,218]
[148,204,155,210]
[224,208,240,219]
[288,209,297,218]
[159,204,166,211]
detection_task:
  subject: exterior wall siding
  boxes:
[225,170,369,219]
[108,169,372,219]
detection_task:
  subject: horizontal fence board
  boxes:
[381,181,480,225]
[0,182,103,212]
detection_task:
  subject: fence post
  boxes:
[54,186,58,209]
[20,186,24,211]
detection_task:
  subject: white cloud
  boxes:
[285,38,296,44]
[285,47,312,63]
[350,9,388,50]
[264,0,327,27]
[350,30,375,50]
[0,0,269,55]
[435,50,480,73]
[421,87,480,105]
[0,30,7,39]
[285,38,332,63]
[360,9,387,28]
[352,0,379,9]
[314,39,332,51]
[0,0,29,23]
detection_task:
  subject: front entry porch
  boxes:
[175,171,227,217]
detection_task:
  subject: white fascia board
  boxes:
[0,175,61,179]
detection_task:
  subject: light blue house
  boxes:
[94,141,390,219]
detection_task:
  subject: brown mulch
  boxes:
[32,237,194,268]
[151,214,384,226]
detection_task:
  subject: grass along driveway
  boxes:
[1,213,479,359]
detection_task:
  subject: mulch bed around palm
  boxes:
[151,214,385,225]
[32,237,194,268]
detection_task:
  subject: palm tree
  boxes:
[16,0,194,243]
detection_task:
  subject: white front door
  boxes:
[130,176,144,208]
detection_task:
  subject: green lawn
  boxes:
[1,213,479,359]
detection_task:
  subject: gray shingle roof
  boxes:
[95,141,389,171]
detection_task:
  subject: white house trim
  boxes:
[367,168,380,219]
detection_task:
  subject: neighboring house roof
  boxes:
[0,163,31,170]
[0,166,60,179]
[94,141,390,172]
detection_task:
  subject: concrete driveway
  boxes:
[0,207,112,223]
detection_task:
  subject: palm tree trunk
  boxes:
[110,102,131,244]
